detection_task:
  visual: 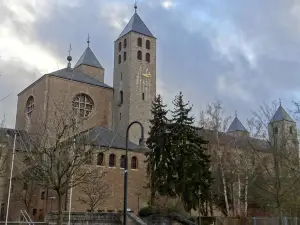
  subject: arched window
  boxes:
[41,191,45,200]
[124,39,127,48]
[118,55,121,64]
[72,94,93,118]
[274,127,278,135]
[146,53,150,63]
[137,37,142,47]
[119,91,123,105]
[26,96,34,117]
[123,51,127,61]
[85,151,92,164]
[118,42,122,51]
[137,51,142,60]
[120,155,125,168]
[131,156,138,169]
[97,153,104,166]
[146,40,150,50]
[109,154,116,167]
[142,93,145,100]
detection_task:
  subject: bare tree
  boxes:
[77,170,110,212]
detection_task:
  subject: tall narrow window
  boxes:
[118,42,122,51]
[97,153,104,166]
[118,55,121,64]
[109,154,116,167]
[85,151,92,164]
[120,113,122,120]
[137,51,142,60]
[142,93,145,100]
[274,127,278,135]
[120,73,123,80]
[41,192,45,200]
[26,96,34,117]
[124,39,127,48]
[119,91,123,105]
[123,51,127,61]
[137,37,142,47]
[146,40,150,49]
[120,155,125,168]
[290,126,293,134]
[146,53,150,63]
[131,156,138,169]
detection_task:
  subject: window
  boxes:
[72,94,93,118]
[124,39,127,48]
[137,51,142,60]
[137,37,142,47]
[119,91,123,105]
[26,96,34,117]
[290,126,293,134]
[121,73,123,80]
[146,40,150,49]
[0,203,4,220]
[118,42,122,51]
[142,93,145,100]
[120,155,125,168]
[23,182,27,190]
[123,51,127,61]
[274,127,278,134]
[146,53,150,63]
[41,191,45,200]
[32,209,37,216]
[97,153,104,166]
[118,55,121,64]
[120,113,122,120]
[109,154,116,167]
[131,156,138,169]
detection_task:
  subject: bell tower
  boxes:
[112,5,156,143]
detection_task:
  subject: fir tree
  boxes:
[170,92,213,213]
[146,94,175,206]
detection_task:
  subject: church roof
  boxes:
[74,47,104,69]
[270,105,294,123]
[85,126,140,151]
[48,68,112,89]
[118,12,155,39]
[227,117,248,133]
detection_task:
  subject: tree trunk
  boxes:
[244,175,248,217]
[237,174,241,216]
[57,193,63,225]
[221,162,230,216]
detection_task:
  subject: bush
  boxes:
[138,206,159,217]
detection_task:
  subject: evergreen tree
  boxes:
[146,94,175,206]
[170,92,213,212]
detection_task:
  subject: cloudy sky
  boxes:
[1,0,300,128]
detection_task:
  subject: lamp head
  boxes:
[136,138,150,153]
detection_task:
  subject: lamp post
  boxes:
[123,121,149,225]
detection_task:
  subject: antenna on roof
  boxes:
[67,44,72,69]
[87,34,91,47]
[134,0,138,12]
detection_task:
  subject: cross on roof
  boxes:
[68,44,72,56]
[87,34,91,47]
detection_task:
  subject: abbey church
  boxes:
[0,5,298,222]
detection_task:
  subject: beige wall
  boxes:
[74,65,105,83]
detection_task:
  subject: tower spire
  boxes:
[67,44,72,69]
[87,34,90,47]
[134,0,138,13]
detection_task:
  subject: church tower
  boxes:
[112,6,156,143]
[268,103,298,152]
[227,112,249,137]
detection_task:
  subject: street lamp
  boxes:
[123,121,149,225]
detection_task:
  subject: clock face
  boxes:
[137,66,151,79]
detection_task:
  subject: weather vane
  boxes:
[87,34,91,47]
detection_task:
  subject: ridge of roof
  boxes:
[270,105,294,123]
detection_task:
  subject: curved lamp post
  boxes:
[123,121,149,225]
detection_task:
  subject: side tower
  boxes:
[227,112,249,137]
[268,103,298,152]
[113,6,156,143]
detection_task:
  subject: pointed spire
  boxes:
[270,104,294,123]
[87,34,90,47]
[227,113,248,133]
[118,7,155,39]
[74,44,103,69]
[67,44,72,69]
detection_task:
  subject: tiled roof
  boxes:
[118,12,155,39]
[83,126,141,151]
[227,117,248,133]
[74,47,103,69]
[48,68,112,89]
[270,105,294,123]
